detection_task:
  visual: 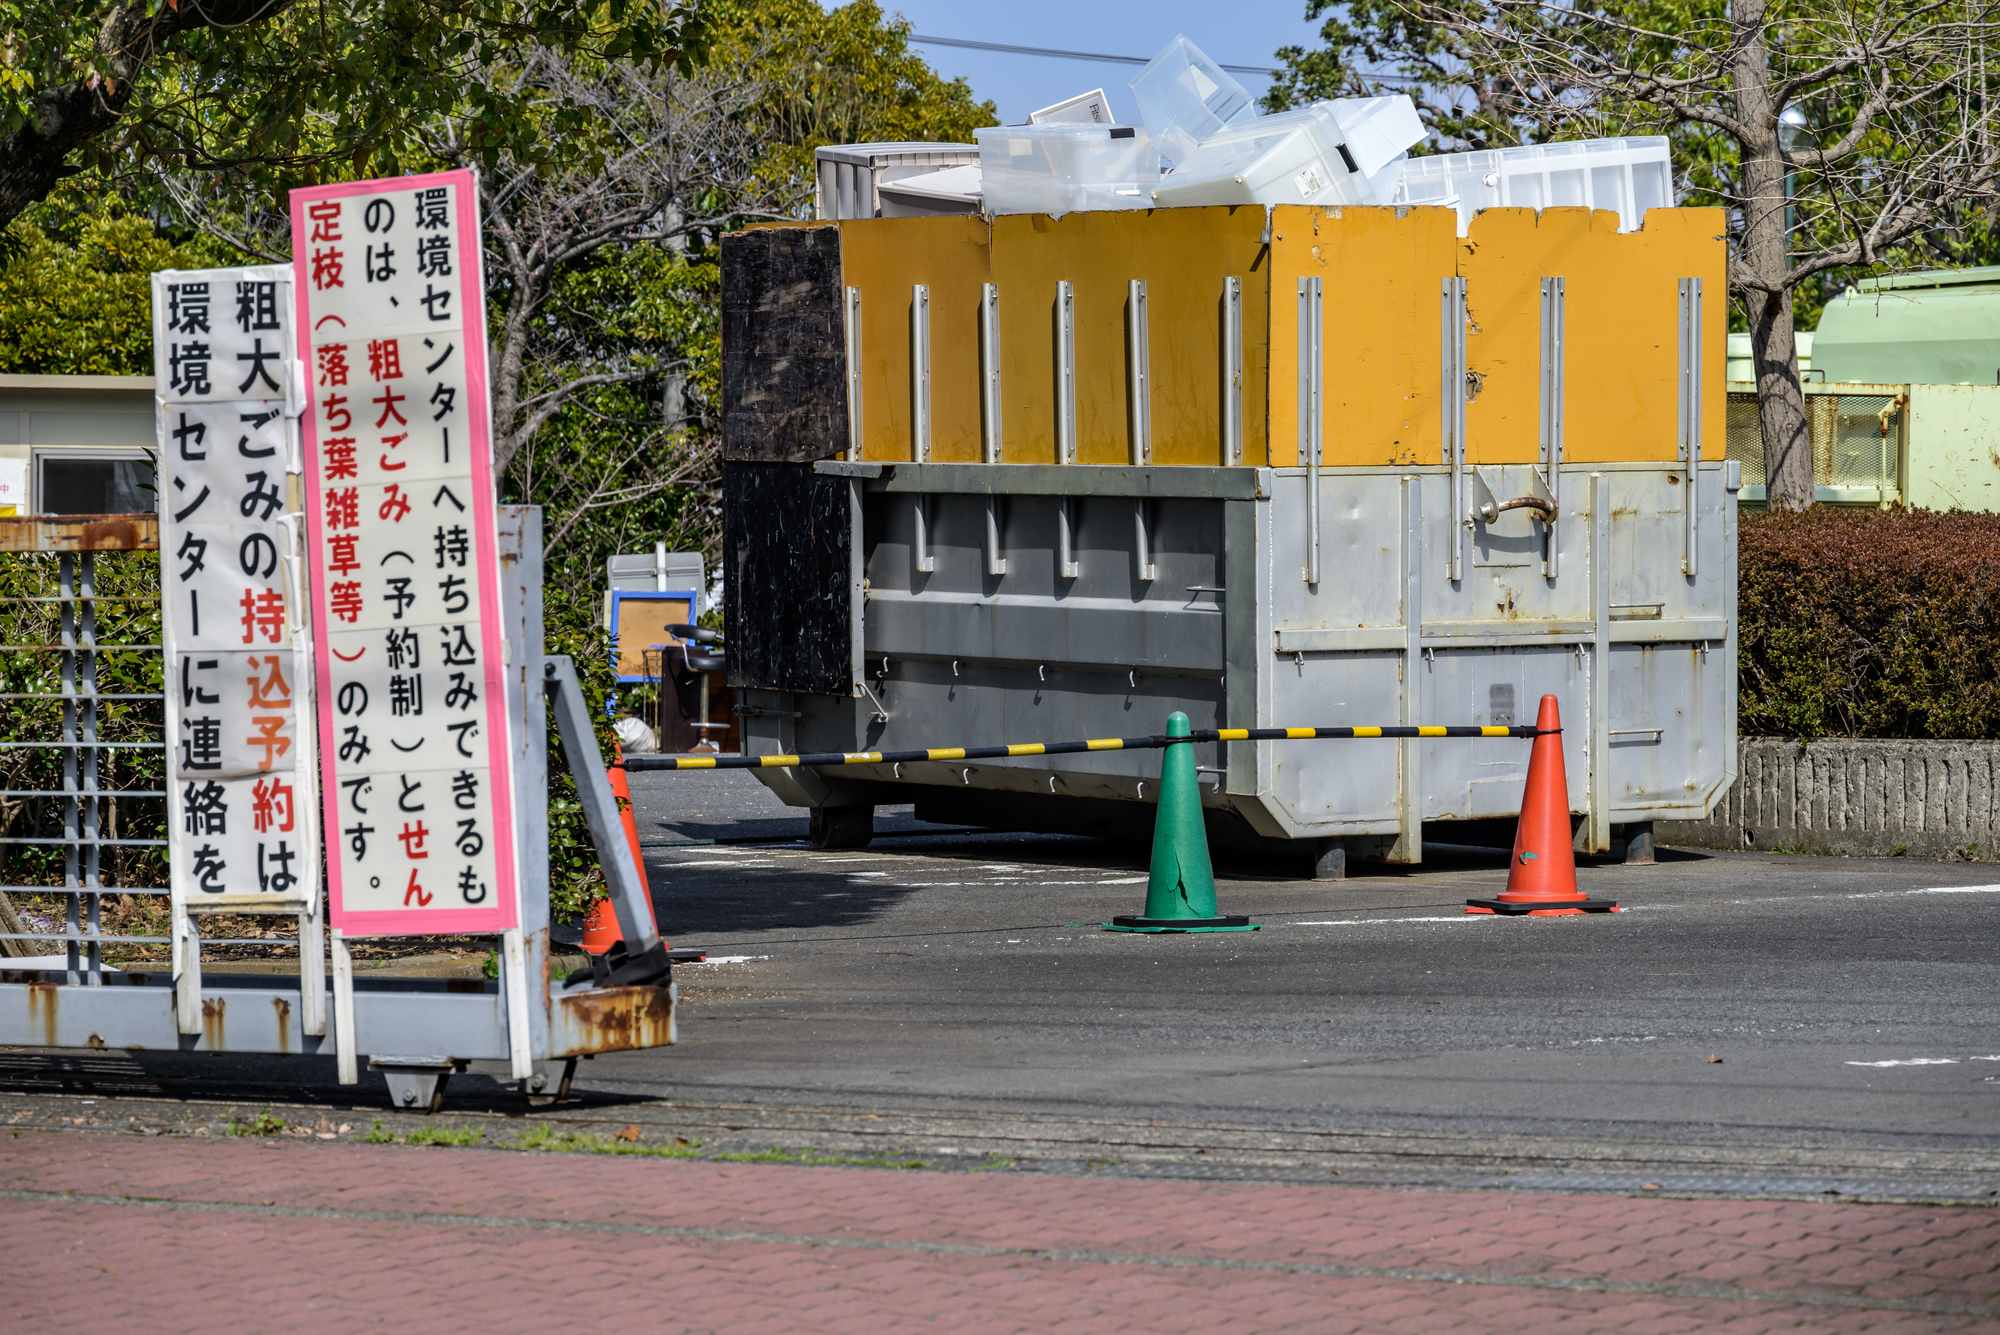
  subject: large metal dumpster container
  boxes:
[720,203,1736,862]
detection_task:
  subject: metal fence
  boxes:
[1726,382,1906,505]
[0,521,167,979]
[0,519,321,984]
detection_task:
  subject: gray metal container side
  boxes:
[732,462,1737,860]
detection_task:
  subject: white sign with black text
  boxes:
[152,265,319,912]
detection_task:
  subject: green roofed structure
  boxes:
[1813,267,2000,387]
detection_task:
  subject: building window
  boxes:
[34,450,155,515]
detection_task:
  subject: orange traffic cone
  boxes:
[1466,695,1619,916]
[582,744,662,954]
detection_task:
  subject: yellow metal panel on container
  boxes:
[1269,205,1459,467]
[838,216,992,462]
[1558,207,1728,463]
[988,208,1270,465]
[1459,208,1568,465]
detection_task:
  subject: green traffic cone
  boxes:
[1104,712,1258,934]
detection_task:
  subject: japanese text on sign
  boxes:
[153,266,319,908]
[292,169,519,936]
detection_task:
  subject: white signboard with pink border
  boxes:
[290,169,520,939]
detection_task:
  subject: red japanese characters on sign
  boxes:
[291,169,519,937]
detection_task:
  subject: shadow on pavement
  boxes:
[645,832,1143,936]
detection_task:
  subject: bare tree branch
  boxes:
[1393,0,2000,508]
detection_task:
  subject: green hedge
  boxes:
[1740,508,2000,739]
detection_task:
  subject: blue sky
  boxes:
[852,2,1327,126]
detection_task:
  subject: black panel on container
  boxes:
[720,224,848,464]
[723,461,852,696]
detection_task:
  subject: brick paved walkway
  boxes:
[4,1132,1996,1333]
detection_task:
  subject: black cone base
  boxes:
[1465,898,1620,915]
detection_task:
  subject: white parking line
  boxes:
[1847,1058,1962,1067]
[662,858,778,867]
[1288,916,1498,926]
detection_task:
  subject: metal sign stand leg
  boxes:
[543,654,668,987]
[501,926,532,1080]
[298,905,326,1038]
[331,929,357,1085]
[174,915,203,1036]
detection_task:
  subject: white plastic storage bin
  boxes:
[975,124,1159,215]
[877,164,983,216]
[1149,97,1423,210]
[1029,88,1115,125]
[816,143,980,220]
[1330,95,1427,198]
[1128,34,1256,168]
[1387,136,1673,234]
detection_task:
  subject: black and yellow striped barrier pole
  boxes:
[621,723,1538,773]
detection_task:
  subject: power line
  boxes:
[909,33,1279,78]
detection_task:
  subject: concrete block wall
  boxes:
[1659,737,2000,859]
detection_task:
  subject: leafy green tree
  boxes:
[0,0,708,232]
[727,0,998,201]
[0,3,996,920]
[0,189,240,373]
[1273,0,2000,511]
[1267,0,1561,150]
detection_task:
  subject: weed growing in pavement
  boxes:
[1892,843,1909,857]
[228,1106,290,1136]
[298,1119,965,1171]
[399,1126,486,1146]
[711,1147,927,1169]
[512,1125,703,1159]
[505,1128,923,1168]
[349,1119,482,1147]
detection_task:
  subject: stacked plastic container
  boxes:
[951,33,1675,226]
[1386,137,1673,233]
[1150,96,1424,209]
[974,124,1159,215]
[1126,35,1259,169]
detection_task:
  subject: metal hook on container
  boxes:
[962,768,971,785]
[952,660,960,677]
[1038,664,1047,682]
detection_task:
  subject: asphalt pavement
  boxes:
[2,767,1995,1202]
[559,768,2000,1199]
